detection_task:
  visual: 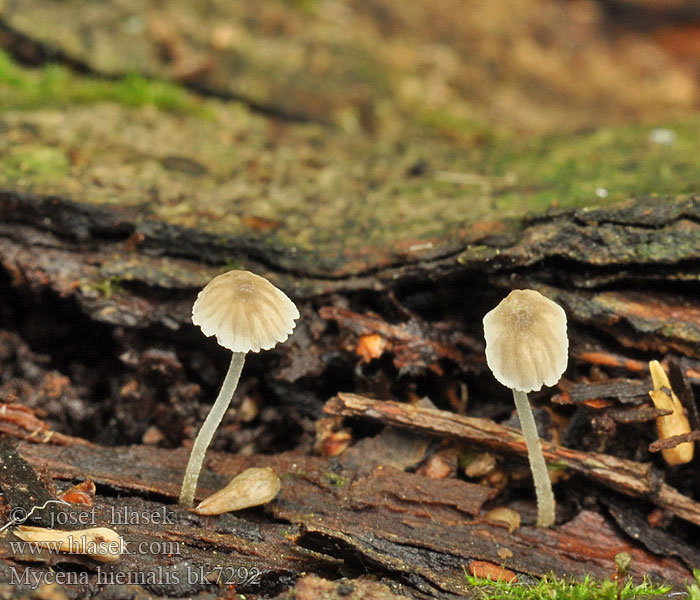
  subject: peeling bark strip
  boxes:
[1,190,699,364]
[324,394,700,527]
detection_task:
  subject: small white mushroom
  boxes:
[179,270,299,507]
[483,289,568,527]
[13,526,124,563]
[483,289,568,394]
[193,467,281,515]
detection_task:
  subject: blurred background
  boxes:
[2,0,700,253]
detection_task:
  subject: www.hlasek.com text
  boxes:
[10,536,181,557]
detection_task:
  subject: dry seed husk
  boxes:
[193,467,281,515]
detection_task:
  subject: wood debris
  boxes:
[324,393,700,527]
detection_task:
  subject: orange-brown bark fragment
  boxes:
[469,560,518,583]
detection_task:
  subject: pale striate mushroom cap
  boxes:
[192,270,300,353]
[483,289,568,393]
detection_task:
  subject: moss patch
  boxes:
[485,123,700,213]
[323,472,349,488]
[0,50,208,114]
[2,51,700,276]
[1,145,69,180]
[465,572,673,600]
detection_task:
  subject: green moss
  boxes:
[418,107,499,143]
[323,472,349,488]
[1,146,69,180]
[465,572,672,600]
[2,42,700,262]
[0,50,210,114]
[82,276,124,300]
[686,569,700,600]
[480,121,700,215]
[280,0,319,12]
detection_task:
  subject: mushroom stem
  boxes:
[179,352,246,507]
[512,389,555,527]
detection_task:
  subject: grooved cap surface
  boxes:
[483,289,568,393]
[192,270,299,353]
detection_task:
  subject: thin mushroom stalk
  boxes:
[179,352,245,507]
[512,389,556,527]
[179,270,299,508]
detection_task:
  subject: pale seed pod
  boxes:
[193,467,281,515]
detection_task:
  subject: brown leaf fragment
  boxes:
[240,215,282,231]
[59,480,96,507]
[355,333,388,363]
[575,351,647,373]
[646,508,669,528]
[321,430,353,458]
[552,391,616,409]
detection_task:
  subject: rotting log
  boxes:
[1,191,699,347]
[1,192,699,598]
[0,439,691,600]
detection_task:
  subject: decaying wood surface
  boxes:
[0,436,691,600]
[324,393,700,527]
[0,192,699,598]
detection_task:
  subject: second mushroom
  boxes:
[483,289,568,527]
